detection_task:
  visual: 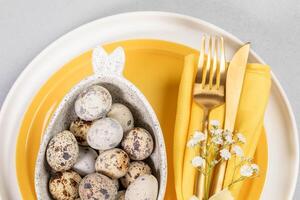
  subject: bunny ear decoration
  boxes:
[92,46,125,76]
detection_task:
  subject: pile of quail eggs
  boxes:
[46,85,158,200]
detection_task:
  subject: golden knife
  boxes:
[210,43,250,195]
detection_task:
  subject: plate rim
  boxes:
[0,11,298,199]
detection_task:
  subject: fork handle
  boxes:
[210,160,227,195]
[196,109,209,200]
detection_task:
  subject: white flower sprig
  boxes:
[210,120,220,127]
[236,132,246,143]
[220,149,231,160]
[187,131,206,147]
[232,145,243,157]
[240,164,254,177]
[192,156,205,168]
[187,120,260,200]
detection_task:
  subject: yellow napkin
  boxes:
[173,54,271,199]
[223,63,271,197]
[173,54,197,200]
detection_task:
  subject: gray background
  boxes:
[0,0,299,199]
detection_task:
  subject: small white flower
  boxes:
[211,128,223,136]
[210,119,220,127]
[210,129,215,135]
[232,145,243,157]
[220,149,231,160]
[240,164,254,177]
[192,156,205,168]
[224,133,234,144]
[251,164,259,173]
[193,131,206,142]
[187,138,198,148]
[216,128,223,135]
[237,133,246,143]
[189,195,199,200]
[212,136,223,145]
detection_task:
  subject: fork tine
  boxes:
[215,37,221,89]
[216,37,226,89]
[196,36,206,84]
[209,37,218,89]
[202,36,212,87]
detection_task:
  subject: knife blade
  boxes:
[210,43,250,194]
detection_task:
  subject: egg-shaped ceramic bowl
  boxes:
[34,46,167,199]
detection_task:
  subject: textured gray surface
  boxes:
[0,0,299,198]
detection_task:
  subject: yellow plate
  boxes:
[16,39,267,200]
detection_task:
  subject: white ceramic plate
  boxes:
[0,12,298,200]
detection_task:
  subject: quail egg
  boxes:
[46,130,79,171]
[116,190,126,200]
[121,128,154,160]
[73,146,98,176]
[107,103,134,132]
[49,170,81,200]
[95,148,130,179]
[113,179,120,190]
[87,118,123,150]
[79,173,117,200]
[120,161,152,188]
[69,119,92,146]
[125,174,158,200]
[75,85,112,121]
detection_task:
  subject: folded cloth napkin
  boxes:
[173,54,197,200]
[173,54,271,200]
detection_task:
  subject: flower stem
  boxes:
[228,177,246,188]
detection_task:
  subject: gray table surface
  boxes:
[0,0,299,199]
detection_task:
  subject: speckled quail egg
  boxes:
[46,130,79,171]
[72,146,98,176]
[113,179,120,190]
[87,118,123,150]
[49,170,82,200]
[95,148,130,179]
[125,174,158,200]
[107,103,134,132]
[79,173,117,200]
[116,190,126,200]
[69,119,92,146]
[75,85,112,121]
[120,161,152,188]
[121,128,154,160]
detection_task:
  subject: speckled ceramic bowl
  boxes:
[34,46,167,200]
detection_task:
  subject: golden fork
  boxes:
[193,36,226,200]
